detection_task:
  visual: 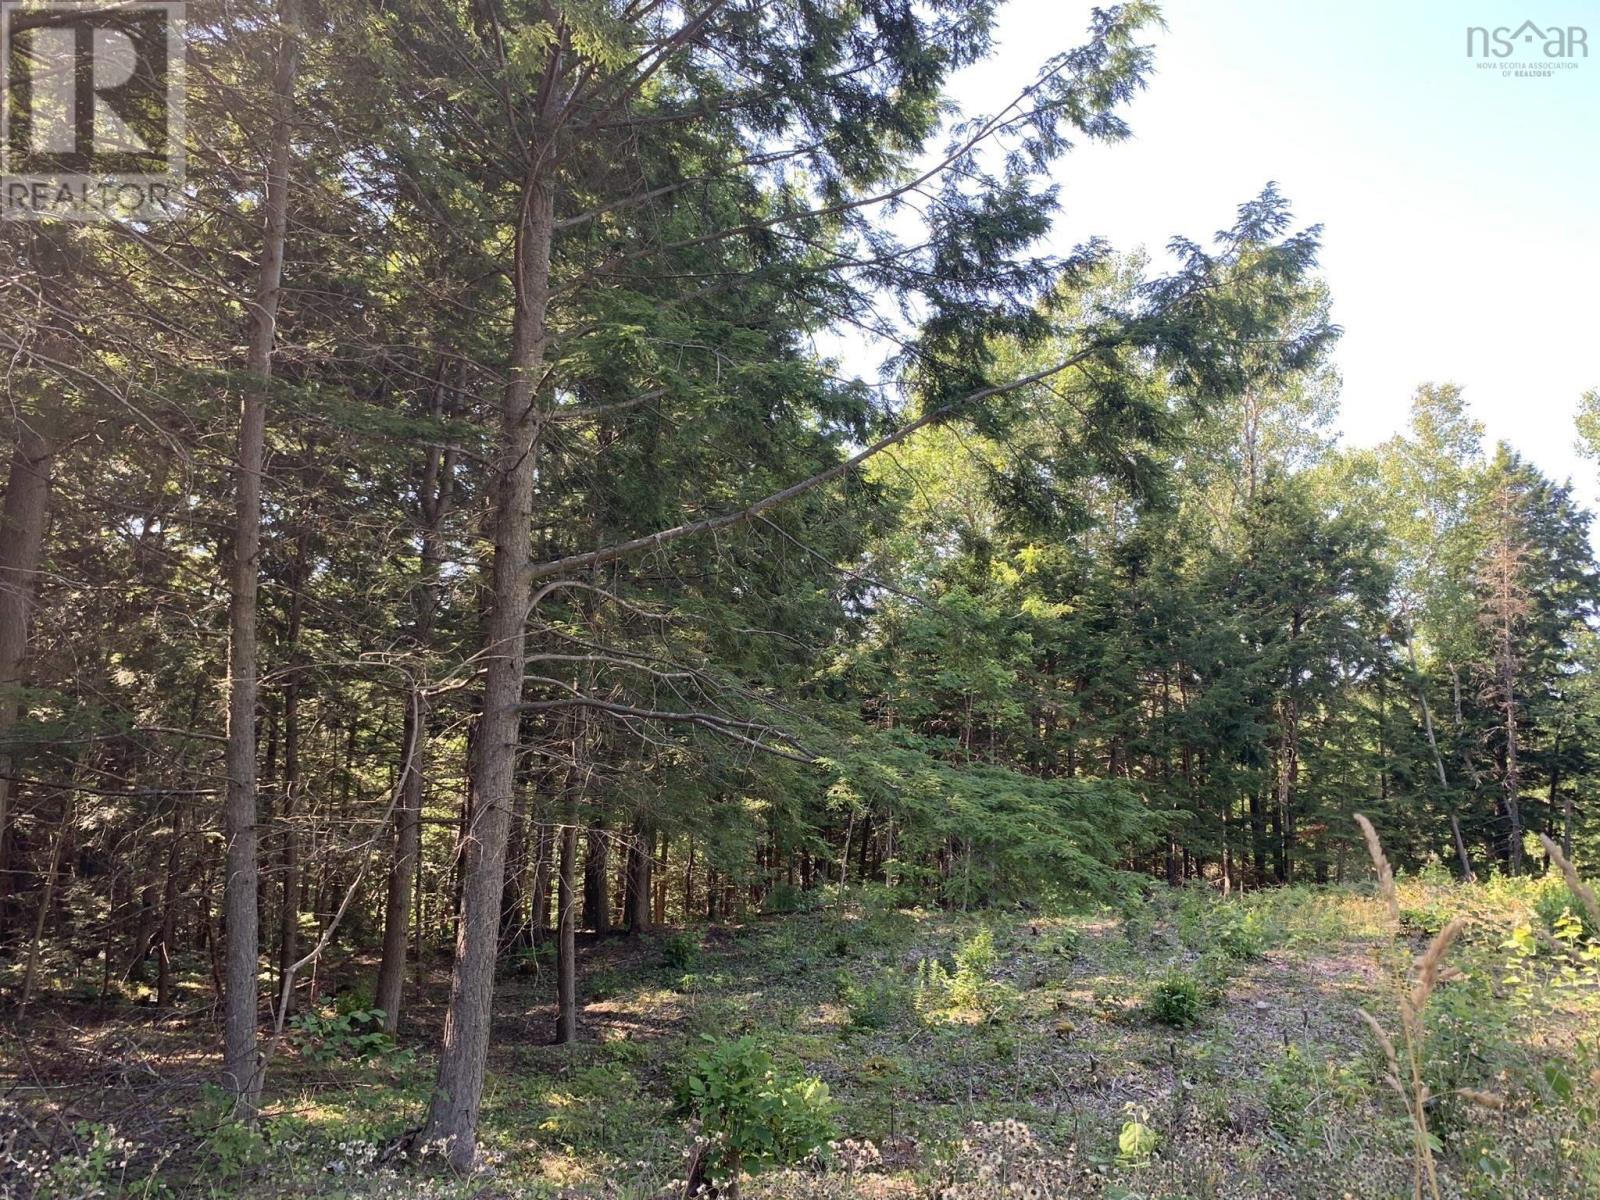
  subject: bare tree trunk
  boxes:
[276,675,301,1012]
[502,779,532,947]
[1501,661,1524,874]
[0,427,52,934]
[625,821,651,935]
[555,789,579,1044]
[223,0,299,1116]
[376,696,423,1032]
[421,155,556,1166]
[378,387,456,1029]
[19,795,68,1009]
[583,818,610,932]
[157,799,183,1006]
[653,832,668,925]
[530,820,552,940]
[1407,639,1475,881]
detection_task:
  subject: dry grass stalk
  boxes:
[1354,814,1459,1200]
[1354,812,1398,922]
[1537,833,1600,932]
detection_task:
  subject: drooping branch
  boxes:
[525,346,1103,586]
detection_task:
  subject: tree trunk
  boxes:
[502,779,531,948]
[583,819,610,933]
[625,821,651,935]
[0,427,53,934]
[376,696,424,1033]
[275,678,300,1014]
[157,799,183,1006]
[556,798,579,1044]
[222,0,299,1116]
[1499,629,1524,874]
[1408,641,1475,881]
[19,795,68,1009]
[376,374,456,1030]
[530,819,552,941]
[420,156,556,1166]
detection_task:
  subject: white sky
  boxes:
[920,0,1600,507]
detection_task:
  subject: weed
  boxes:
[288,1005,405,1068]
[1116,1103,1158,1166]
[1145,968,1209,1028]
[833,968,909,1031]
[189,1085,268,1178]
[678,1035,836,1189]
[659,929,702,971]
[762,882,816,915]
[914,927,1014,1023]
[1354,812,1471,1200]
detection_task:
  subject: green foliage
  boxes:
[537,1062,671,1153]
[35,1122,153,1200]
[833,968,911,1031]
[1180,897,1272,960]
[762,883,817,915]
[1116,1104,1159,1166]
[1263,1044,1367,1150]
[288,1006,404,1068]
[585,968,626,1002]
[677,1036,836,1183]
[1144,968,1210,1028]
[188,1085,268,1177]
[1535,887,1599,941]
[659,930,702,971]
[1038,925,1082,960]
[914,928,1015,1023]
[511,941,557,975]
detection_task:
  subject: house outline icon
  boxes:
[1507,20,1545,43]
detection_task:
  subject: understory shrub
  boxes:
[915,928,1014,1022]
[288,1005,402,1067]
[678,1035,836,1187]
[833,968,910,1030]
[1144,968,1209,1028]
[660,929,702,970]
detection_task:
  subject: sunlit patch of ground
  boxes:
[4,877,1597,1198]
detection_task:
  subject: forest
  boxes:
[0,2,1597,1198]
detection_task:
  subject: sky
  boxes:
[934,0,1600,506]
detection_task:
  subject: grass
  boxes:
[3,868,1598,1199]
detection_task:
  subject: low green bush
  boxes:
[677,1035,836,1186]
[288,1005,404,1067]
[914,928,1014,1022]
[1145,968,1209,1028]
[660,929,702,970]
[833,968,910,1030]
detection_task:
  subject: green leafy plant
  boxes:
[1116,1103,1158,1166]
[1145,968,1209,1028]
[762,882,815,915]
[511,941,557,975]
[678,1035,836,1191]
[833,968,909,1031]
[288,1006,402,1067]
[660,929,702,971]
[585,968,626,1002]
[38,1122,146,1200]
[914,927,1014,1023]
[188,1085,268,1178]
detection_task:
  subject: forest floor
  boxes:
[3,874,1599,1200]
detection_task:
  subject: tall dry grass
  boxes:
[1353,813,1468,1200]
